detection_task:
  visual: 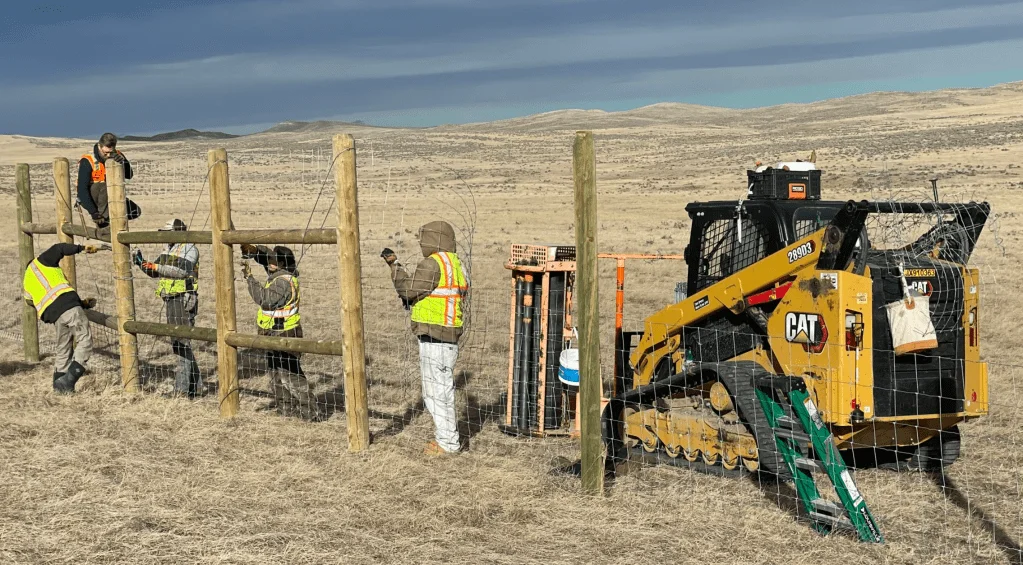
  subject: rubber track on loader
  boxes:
[712,361,793,482]
[628,446,745,478]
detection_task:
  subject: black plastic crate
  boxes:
[746,168,821,200]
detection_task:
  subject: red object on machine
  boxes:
[745,282,793,307]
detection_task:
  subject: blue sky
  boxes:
[3,0,1023,137]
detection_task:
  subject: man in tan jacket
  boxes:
[383,220,468,454]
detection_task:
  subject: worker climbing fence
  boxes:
[5,131,1023,562]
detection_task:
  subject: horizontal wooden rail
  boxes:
[21,222,57,235]
[61,223,111,243]
[123,320,218,343]
[224,331,344,356]
[117,231,213,245]
[84,309,119,331]
[220,229,337,245]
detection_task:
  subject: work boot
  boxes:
[52,371,66,392]
[53,361,86,394]
[424,441,459,456]
[298,402,326,423]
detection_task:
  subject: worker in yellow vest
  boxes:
[22,242,102,393]
[132,218,202,397]
[76,132,141,236]
[383,220,469,455]
[241,244,323,421]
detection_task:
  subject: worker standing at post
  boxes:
[240,244,323,422]
[22,242,102,393]
[76,132,141,235]
[382,220,468,455]
[131,218,202,398]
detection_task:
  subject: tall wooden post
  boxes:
[573,131,603,494]
[16,164,40,363]
[333,134,370,452]
[53,158,77,288]
[106,159,140,391]
[209,148,239,417]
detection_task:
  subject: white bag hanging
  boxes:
[884,262,938,355]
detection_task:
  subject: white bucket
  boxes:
[559,348,579,386]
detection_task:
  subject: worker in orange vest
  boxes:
[76,132,141,235]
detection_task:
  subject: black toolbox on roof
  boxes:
[747,167,821,200]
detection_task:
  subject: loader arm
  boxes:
[629,200,868,388]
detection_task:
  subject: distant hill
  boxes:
[121,128,240,142]
[260,120,391,134]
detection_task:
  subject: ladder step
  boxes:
[773,428,810,444]
[810,498,843,516]
[810,511,854,531]
[794,457,819,473]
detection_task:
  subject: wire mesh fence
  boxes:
[3,138,1023,561]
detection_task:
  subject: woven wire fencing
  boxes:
[3,143,1023,561]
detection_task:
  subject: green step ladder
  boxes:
[754,376,884,543]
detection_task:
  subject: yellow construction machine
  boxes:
[602,164,991,481]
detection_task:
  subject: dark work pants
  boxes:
[89,182,141,222]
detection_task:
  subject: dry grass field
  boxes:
[2,81,1023,563]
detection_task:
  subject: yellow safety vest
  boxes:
[156,246,199,298]
[411,252,467,328]
[22,259,75,318]
[256,273,300,331]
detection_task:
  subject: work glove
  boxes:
[240,261,252,279]
[113,152,126,164]
[380,247,397,265]
[240,243,258,256]
[132,249,145,267]
[83,245,101,254]
[80,297,97,309]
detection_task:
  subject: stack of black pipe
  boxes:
[510,273,567,432]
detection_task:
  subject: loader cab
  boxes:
[681,164,858,296]
[683,198,848,297]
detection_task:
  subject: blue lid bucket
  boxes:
[559,348,579,386]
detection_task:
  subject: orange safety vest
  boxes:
[81,151,124,183]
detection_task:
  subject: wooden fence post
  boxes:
[209,148,239,417]
[106,159,140,391]
[53,158,77,288]
[333,134,370,452]
[16,164,40,363]
[573,131,604,494]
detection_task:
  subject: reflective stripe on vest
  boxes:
[156,245,199,297]
[410,252,466,328]
[22,259,74,318]
[256,274,300,331]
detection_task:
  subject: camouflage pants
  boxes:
[266,350,320,419]
[165,293,200,395]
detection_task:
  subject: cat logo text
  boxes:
[784,312,829,353]
[908,279,933,297]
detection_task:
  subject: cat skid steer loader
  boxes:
[603,165,990,483]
